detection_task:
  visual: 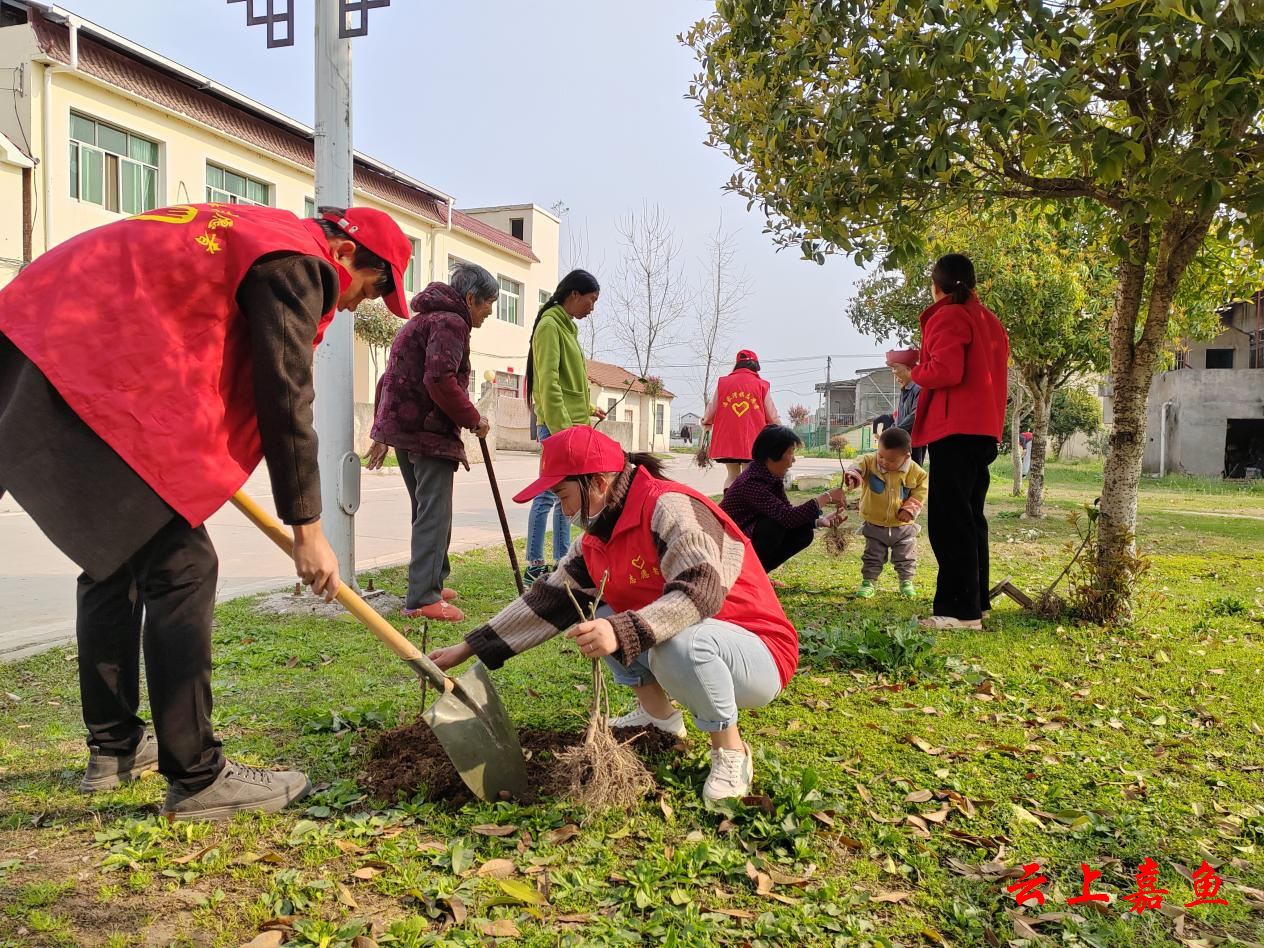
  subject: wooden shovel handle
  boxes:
[229,490,427,665]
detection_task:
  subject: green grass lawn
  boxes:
[2,462,1262,946]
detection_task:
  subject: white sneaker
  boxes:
[703,742,753,802]
[607,704,687,738]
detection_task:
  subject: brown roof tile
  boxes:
[585,359,674,398]
[30,14,538,261]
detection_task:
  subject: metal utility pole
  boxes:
[229,1,396,590]
[311,0,359,586]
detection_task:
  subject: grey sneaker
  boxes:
[161,760,311,822]
[80,731,159,792]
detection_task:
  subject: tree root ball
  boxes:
[553,727,657,809]
[362,721,679,806]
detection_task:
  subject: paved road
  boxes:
[0,452,843,660]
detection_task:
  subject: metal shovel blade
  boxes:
[420,660,529,801]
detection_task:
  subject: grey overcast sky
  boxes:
[57,0,889,415]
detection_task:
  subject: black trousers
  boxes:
[911,445,926,467]
[751,518,815,574]
[77,515,224,792]
[926,435,998,620]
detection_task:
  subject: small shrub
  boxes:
[1208,595,1247,617]
[799,618,941,677]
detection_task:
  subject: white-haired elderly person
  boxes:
[365,263,496,622]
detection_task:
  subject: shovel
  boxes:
[230,490,528,802]
[480,438,524,595]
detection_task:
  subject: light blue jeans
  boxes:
[526,423,570,563]
[603,618,782,732]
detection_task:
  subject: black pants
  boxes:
[751,518,815,574]
[77,516,224,792]
[927,435,997,620]
[911,445,926,467]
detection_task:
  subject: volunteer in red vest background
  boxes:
[0,202,412,821]
[909,254,1010,631]
[428,426,799,802]
[702,349,781,491]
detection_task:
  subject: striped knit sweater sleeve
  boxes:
[463,490,745,670]
[464,539,599,670]
[605,493,744,666]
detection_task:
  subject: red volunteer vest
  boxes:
[0,203,346,527]
[709,368,770,461]
[582,468,799,687]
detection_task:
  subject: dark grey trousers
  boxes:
[860,521,919,582]
[397,449,457,608]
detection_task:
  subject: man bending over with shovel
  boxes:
[0,202,412,820]
[429,426,799,802]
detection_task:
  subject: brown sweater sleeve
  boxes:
[235,252,340,525]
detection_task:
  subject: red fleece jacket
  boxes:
[910,296,1010,445]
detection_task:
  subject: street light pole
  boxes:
[312,0,359,586]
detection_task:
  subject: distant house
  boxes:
[676,411,702,442]
[586,360,674,453]
[814,366,900,429]
[1144,295,1264,478]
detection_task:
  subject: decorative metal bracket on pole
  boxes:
[228,0,394,592]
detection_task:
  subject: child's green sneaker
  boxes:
[899,580,917,598]
[855,580,876,599]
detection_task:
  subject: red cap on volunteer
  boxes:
[512,426,626,504]
[320,207,413,320]
[885,348,920,367]
[736,348,759,363]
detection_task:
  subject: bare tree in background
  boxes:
[695,213,750,409]
[551,199,607,360]
[609,202,691,449]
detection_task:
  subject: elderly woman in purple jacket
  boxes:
[365,263,498,622]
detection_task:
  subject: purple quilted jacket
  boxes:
[370,282,480,466]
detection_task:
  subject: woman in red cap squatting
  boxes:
[428,425,799,802]
[702,349,781,491]
[0,202,413,820]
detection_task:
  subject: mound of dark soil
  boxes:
[362,722,682,805]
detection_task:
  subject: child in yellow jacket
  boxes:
[843,426,929,598]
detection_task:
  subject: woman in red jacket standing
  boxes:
[910,255,1010,630]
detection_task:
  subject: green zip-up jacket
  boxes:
[531,305,592,434]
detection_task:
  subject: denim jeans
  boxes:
[525,423,571,563]
[603,618,781,732]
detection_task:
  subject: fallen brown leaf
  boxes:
[471,824,518,837]
[712,907,755,919]
[478,919,521,938]
[543,824,580,845]
[906,789,935,804]
[476,858,517,879]
[350,866,381,881]
[871,890,911,903]
[336,882,358,909]
[240,933,284,948]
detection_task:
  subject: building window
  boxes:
[403,238,422,294]
[607,397,618,415]
[206,162,272,205]
[304,196,315,217]
[497,276,523,326]
[1206,348,1235,369]
[448,255,470,280]
[623,409,633,424]
[495,370,521,398]
[539,289,551,308]
[69,112,159,214]
[510,217,525,241]
[655,403,665,435]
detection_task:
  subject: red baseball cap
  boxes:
[885,348,920,367]
[512,426,626,503]
[736,348,759,363]
[320,207,413,320]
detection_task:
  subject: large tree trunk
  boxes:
[1024,377,1053,518]
[1097,215,1211,612]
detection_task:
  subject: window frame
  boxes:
[68,111,160,215]
[497,275,523,327]
[403,237,422,294]
[205,161,273,207]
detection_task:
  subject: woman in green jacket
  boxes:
[523,269,602,585]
